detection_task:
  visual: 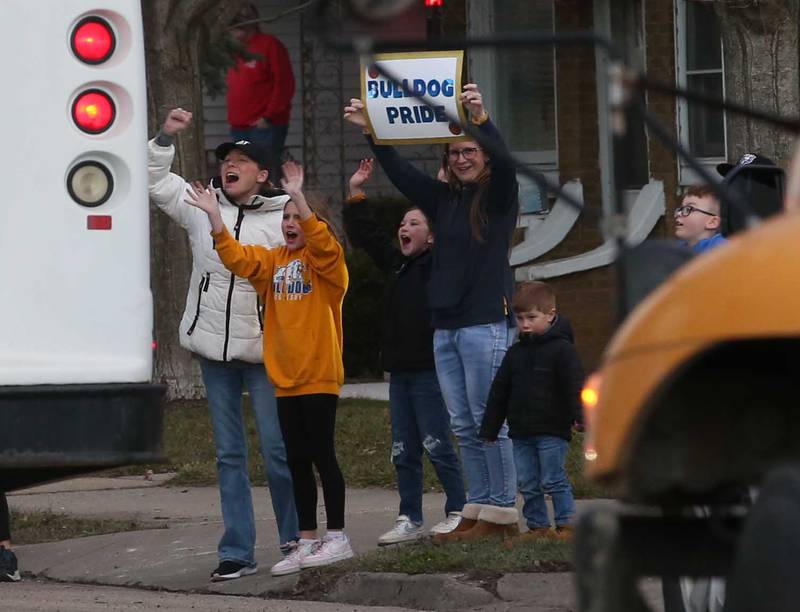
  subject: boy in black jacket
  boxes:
[343,160,466,545]
[480,281,584,541]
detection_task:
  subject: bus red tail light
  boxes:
[86,215,112,230]
[71,17,116,64]
[72,90,116,134]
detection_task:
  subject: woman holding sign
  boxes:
[344,84,519,541]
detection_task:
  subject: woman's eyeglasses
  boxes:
[447,147,482,161]
[673,205,718,218]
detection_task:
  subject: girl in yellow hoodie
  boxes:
[186,161,351,576]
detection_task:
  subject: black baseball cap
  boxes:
[717,153,776,177]
[215,140,270,170]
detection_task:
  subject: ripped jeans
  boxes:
[389,369,466,524]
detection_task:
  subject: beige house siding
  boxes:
[202,3,441,204]
[202,1,304,175]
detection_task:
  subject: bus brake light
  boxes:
[71,17,116,64]
[72,90,116,134]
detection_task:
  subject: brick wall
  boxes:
[644,0,680,236]
[540,0,615,373]
[515,0,682,374]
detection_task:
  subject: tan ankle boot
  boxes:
[433,503,483,543]
[503,527,552,548]
[552,524,574,541]
[449,505,520,542]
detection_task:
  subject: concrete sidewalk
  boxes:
[7,385,660,610]
[10,479,428,600]
[9,476,663,611]
[339,381,389,401]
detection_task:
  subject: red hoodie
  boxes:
[226,31,295,128]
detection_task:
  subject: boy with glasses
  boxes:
[669,185,728,611]
[674,185,727,253]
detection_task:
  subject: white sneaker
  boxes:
[299,534,354,569]
[429,511,462,535]
[270,539,318,576]
[378,515,424,545]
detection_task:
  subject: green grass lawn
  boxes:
[330,537,571,574]
[115,398,606,498]
[11,510,153,545]
[292,537,573,596]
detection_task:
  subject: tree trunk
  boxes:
[715,0,800,167]
[142,0,245,398]
[299,5,347,238]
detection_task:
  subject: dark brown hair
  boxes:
[511,281,556,314]
[401,205,434,235]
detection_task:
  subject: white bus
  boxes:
[0,0,163,490]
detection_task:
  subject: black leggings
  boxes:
[0,493,9,542]
[277,394,345,531]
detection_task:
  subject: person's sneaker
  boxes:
[279,540,298,556]
[378,515,424,545]
[0,546,20,582]
[271,539,318,577]
[300,534,354,569]
[429,511,462,535]
[209,560,257,582]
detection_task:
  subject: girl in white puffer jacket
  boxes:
[148,108,298,582]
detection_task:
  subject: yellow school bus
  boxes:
[577,203,800,610]
[585,210,800,496]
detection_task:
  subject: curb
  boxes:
[324,572,498,610]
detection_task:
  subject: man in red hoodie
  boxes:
[227,3,295,182]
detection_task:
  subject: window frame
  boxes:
[466,1,559,184]
[674,0,728,185]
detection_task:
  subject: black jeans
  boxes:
[277,394,345,531]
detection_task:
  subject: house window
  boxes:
[676,0,727,183]
[491,2,556,157]
[468,0,556,213]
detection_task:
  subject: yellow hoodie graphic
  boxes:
[212,215,348,397]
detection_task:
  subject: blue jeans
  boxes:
[513,436,575,528]
[199,358,298,565]
[389,369,466,524]
[433,322,517,507]
[230,125,288,183]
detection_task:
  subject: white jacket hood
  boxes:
[148,138,290,362]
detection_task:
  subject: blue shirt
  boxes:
[687,233,727,254]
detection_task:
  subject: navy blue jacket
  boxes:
[480,316,585,441]
[368,120,518,329]
[343,200,435,372]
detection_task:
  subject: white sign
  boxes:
[361,51,467,145]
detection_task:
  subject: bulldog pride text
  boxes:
[361,51,465,144]
[366,78,455,125]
